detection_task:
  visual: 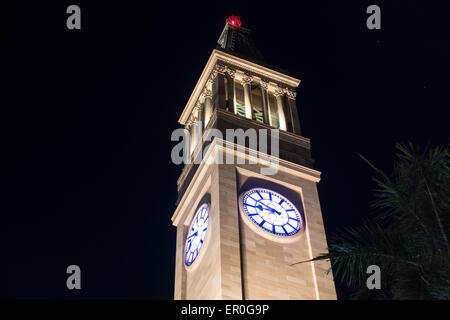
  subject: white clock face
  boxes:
[184,203,209,267]
[240,188,302,237]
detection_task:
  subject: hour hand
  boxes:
[256,204,270,212]
[187,231,198,240]
[258,202,273,210]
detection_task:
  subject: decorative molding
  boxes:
[214,64,227,74]
[226,67,236,79]
[201,88,212,99]
[260,79,269,90]
[178,49,301,125]
[273,88,285,97]
[194,101,202,112]
[207,73,217,86]
[241,74,253,86]
[185,117,194,129]
[215,51,300,87]
[285,88,297,100]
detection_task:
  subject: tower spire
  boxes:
[217,16,265,63]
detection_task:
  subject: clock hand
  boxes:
[258,201,282,216]
[256,204,271,212]
[258,202,273,210]
[187,231,198,240]
[272,209,282,216]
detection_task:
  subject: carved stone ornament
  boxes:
[260,79,269,90]
[284,88,297,100]
[273,88,285,97]
[226,67,236,79]
[214,64,227,74]
[201,88,212,99]
[193,101,202,113]
[241,74,253,86]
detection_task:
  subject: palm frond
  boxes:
[296,143,450,299]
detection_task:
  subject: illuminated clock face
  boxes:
[241,188,302,237]
[184,203,209,267]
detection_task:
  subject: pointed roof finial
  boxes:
[226,16,242,27]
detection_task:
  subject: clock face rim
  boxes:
[238,187,304,243]
[184,202,210,270]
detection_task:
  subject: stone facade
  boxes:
[172,34,336,299]
[172,140,337,300]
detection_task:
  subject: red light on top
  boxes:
[226,16,242,27]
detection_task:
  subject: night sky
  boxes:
[3,1,449,299]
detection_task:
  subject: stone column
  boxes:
[241,75,253,119]
[285,88,301,135]
[187,119,195,157]
[260,80,270,125]
[211,64,226,111]
[274,88,287,131]
[226,68,235,112]
[202,89,213,128]
[193,102,202,149]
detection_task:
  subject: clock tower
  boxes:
[171,17,337,300]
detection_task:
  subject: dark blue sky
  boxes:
[3,1,449,299]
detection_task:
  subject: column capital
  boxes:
[186,117,194,129]
[284,88,297,100]
[207,64,226,86]
[260,79,269,90]
[214,63,227,74]
[201,88,212,99]
[241,74,253,86]
[273,88,285,97]
[193,101,202,112]
[207,75,215,87]
[226,67,236,79]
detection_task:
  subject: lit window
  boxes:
[234,81,246,117]
[268,94,279,128]
[251,85,264,124]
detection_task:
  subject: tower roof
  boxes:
[217,17,266,64]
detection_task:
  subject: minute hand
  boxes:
[259,202,282,216]
[259,202,273,210]
[272,209,282,216]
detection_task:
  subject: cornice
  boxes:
[178,49,301,125]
